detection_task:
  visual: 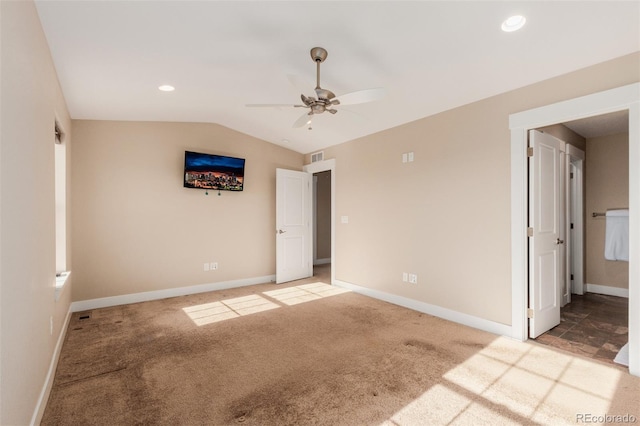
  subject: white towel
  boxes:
[604,209,629,261]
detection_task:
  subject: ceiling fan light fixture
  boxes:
[158,84,175,92]
[501,15,526,32]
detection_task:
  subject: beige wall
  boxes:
[315,171,331,261]
[71,120,303,301]
[0,1,73,424]
[309,52,639,326]
[585,133,629,289]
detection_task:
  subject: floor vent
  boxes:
[311,151,324,163]
[78,312,92,320]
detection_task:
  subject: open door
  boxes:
[528,130,565,338]
[276,168,312,284]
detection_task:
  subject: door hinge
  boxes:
[527,147,534,157]
[570,172,574,179]
[570,223,574,229]
[571,274,574,281]
[527,227,533,237]
[527,308,534,319]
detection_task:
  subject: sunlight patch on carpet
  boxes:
[263,282,350,306]
[182,294,280,326]
[384,337,623,424]
[382,383,512,426]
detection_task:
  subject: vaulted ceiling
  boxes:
[35,1,639,153]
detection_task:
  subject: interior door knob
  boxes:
[277,229,286,234]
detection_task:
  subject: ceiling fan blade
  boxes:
[245,104,296,108]
[293,112,313,128]
[335,88,386,106]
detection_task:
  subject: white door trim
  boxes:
[304,159,336,285]
[312,174,318,264]
[510,82,640,376]
[567,145,585,297]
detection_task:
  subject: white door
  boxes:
[276,168,312,284]
[528,130,565,338]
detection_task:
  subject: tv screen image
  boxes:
[184,151,245,191]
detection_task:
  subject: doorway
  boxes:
[313,170,332,284]
[303,158,336,285]
[530,116,629,364]
[509,82,639,376]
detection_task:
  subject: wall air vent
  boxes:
[311,151,324,163]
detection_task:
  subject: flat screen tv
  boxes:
[183,151,245,191]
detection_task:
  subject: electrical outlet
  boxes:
[408,273,418,284]
[402,272,408,282]
[210,262,218,270]
[402,153,408,163]
[408,152,415,162]
[203,263,210,272]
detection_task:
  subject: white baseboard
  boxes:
[585,283,629,298]
[314,258,331,265]
[334,280,512,337]
[31,309,72,426]
[70,275,276,312]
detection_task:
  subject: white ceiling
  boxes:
[35,1,639,154]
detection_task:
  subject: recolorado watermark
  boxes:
[576,413,637,424]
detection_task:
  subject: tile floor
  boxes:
[534,293,628,364]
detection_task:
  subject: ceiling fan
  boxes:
[246,47,385,128]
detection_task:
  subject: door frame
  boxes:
[567,145,585,297]
[509,82,639,376]
[303,159,336,285]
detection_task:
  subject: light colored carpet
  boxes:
[42,274,640,425]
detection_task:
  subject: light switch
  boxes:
[408,152,414,162]
[341,216,349,224]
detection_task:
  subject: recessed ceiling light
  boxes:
[501,15,526,32]
[158,85,175,92]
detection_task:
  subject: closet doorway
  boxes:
[313,170,332,284]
